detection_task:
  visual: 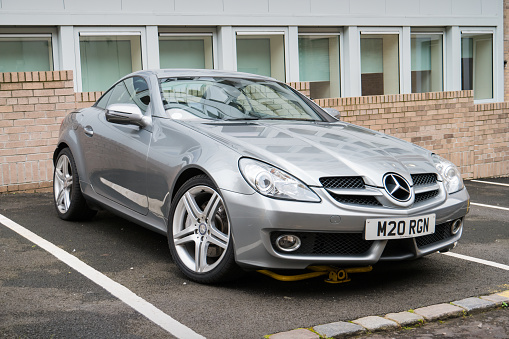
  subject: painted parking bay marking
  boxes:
[471,179,509,187]
[442,252,509,271]
[470,202,509,212]
[0,213,204,339]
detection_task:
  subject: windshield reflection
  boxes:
[158,77,324,122]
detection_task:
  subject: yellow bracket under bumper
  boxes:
[257,265,372,284]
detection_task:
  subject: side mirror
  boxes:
[323,107,341,119]
[105,103,151,128]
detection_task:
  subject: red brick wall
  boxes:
[0,72,508,193]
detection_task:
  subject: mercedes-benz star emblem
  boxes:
[383,174,411,202]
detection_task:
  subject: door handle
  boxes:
[84,125,94,137]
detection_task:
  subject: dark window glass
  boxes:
[95,89,113,109]
[106,76,151,113]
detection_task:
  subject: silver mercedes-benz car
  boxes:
[53,69,469,283]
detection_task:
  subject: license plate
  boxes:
[365,214,436,240]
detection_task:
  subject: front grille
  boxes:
[320,176,365,189]
[414,189,439,203]
[329,193,382,206]
[411,173,437,186]
[416,221,453,248]
[271,232,373,256]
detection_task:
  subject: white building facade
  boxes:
[0,0,503,102]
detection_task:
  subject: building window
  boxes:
[236,32,286,82]
[79,34,142,92]
[298,34,340,99]
[159,34,213,69]
[411,33,443,93]
[360,33,399,96]
[0,34,53,72]
[461,32,493,100]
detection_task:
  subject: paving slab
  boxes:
[269,328,319,339]
[352,316,399,331]
[384,311,424,326]
[452,297,496,313]
[413,303,464,321]
[314,321,365,338]
[481,292,509,306]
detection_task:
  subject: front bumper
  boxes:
[222,186,469,270]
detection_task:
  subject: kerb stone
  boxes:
[481,292,509,306]
[414,303,464,321]
[452,297,496,313]
[385,311,424,326]
[352,316,399,331]
[314,321,365,338]
[269,328,319,339]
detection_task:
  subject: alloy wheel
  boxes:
[54,154,73,214]
[172,185,230,274]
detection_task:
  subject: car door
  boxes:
[79,76,152,215]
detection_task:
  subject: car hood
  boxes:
[183,120,438,187]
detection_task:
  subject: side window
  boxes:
[106,76,151,114]
[95,89,113,109]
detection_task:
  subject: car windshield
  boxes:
[158,77,324,122]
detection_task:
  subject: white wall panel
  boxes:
[2,0,63,10]
[481,0,500,16]
[420,0,452,15]
[122,0,174,12]
[452,0,482,15]
[224,0,268,13]
[350,0,385,15]
[175,0,222,13]
[269,0,310,14]
[310,0,349,14]
[65,0,121,11]
[386,0,416,16]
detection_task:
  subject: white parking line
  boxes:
[442,252,509,271]
[471,180,509,187]
[470,202,509,212]
[0,214,205,339]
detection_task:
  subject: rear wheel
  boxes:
[53,148,96,220]
[168,175,241,283]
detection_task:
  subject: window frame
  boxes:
[460,27,495,103]
[297,28,343,99]
[410,28,446,94]
[359,27,403,96]
[158,27,218,70]
[0,28,58,72]
[74,26,148,92]
[233,27,290,82]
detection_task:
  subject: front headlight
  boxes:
[432,154,464,194]
[239,158,321,202]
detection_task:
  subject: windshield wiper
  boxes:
[223,116,261,121]
[259,117,320,122]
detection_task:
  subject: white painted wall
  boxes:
[0,0,503,101]
[0,0,501,26]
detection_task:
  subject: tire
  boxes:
[53,148,97,220]
[168,175,241,283]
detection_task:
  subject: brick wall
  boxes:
[0,72,508,193]
[0,71,75,193]
[505,0,509,101]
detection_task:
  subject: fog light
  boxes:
[276,235,301,252]
[451,219,463,235]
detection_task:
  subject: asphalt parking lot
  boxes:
[1,178,508,338]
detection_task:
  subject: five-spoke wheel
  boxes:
[54,152,73,214]
[53,148,96,220]
[168,175,240,283]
